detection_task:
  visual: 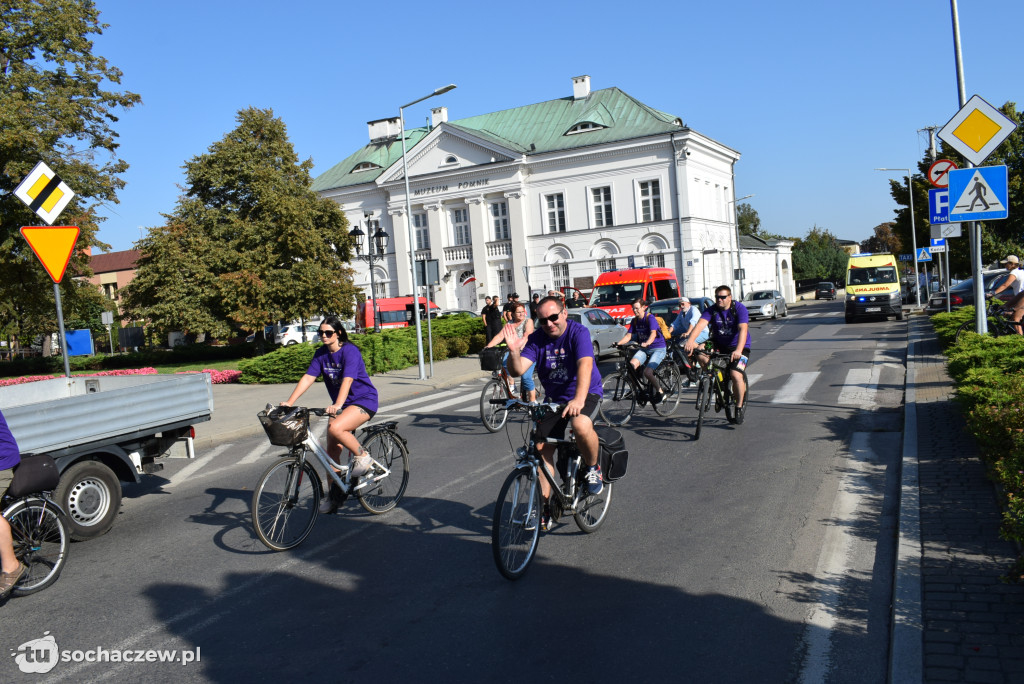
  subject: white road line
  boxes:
[164,444,231,488]
[375,391,479,422]
[771,371,820,404]
[837,368,874,408]
[746,373,762,386]
[379,387,470,412]
[238,442,274,466]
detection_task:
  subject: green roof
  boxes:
[312,87,685,193]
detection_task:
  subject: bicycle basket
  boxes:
[7,453,60,498]
[711,355,730,369]
[479,346,504,371]
[258,406,309,447]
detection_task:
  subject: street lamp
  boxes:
[875,168,921,307]
[728,193,754,300]
[400,84,456,380]
[350,211,390,333]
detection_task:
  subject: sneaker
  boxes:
[681,379,692,389]
[0,562,27,599]
[734,405,745,425]
[651,389,664,405]
[523,506,538,531]
[349,453,373,479]
[540,504,553,532]
[585,465,604,495]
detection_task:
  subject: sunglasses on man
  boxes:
[540,311,563,324]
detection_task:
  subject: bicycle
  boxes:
[491,399,626,581]
[954,300,1023,344]
[479,360,545,433]
[252,405,410,551]
[1,455,71,596]
[692,351,746,439]
[598,342,683,426]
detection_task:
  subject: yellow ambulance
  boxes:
[844,253,904,323]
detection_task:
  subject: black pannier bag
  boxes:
[7,453,61,498]
[594,426,628,482]
[258,406,310,447]
[479,346,504,372]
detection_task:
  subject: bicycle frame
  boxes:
[287,418,397,498]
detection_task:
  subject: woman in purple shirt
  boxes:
[615,298,668,404]
[0,409,28,596]
[282,316,379,513]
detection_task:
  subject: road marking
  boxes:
[238,442,274,466]
[163,444,230,488]
[771,371,819,404]
[376,391,481,421]
[837,368,874,408]
[379,387,469,412]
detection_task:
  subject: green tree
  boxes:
[737,202,761,237]
[122,107,358,339]
[0,0,141,352]
[792,226,849,281]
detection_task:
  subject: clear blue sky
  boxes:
[88,0,1021,253]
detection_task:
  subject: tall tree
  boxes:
[861,222,901,254]
[122,107,358,338]
[792,226,849,281]
[0,0,141,350]
[737,202,761,237]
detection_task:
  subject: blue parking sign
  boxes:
[929,189,949,224]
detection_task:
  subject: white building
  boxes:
[312,76,794,310]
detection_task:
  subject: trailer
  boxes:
[1,373,214,540]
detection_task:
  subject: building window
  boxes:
[373,281,387,299]
[103,283,118,300]
[451,208,471,245]
[412,213,429,250]
[597,258,616,273]
[496,268,513,300]
[645,253,665,268]
[566,121,605,135]
[491,202,509,241]
[551,263,569,290]
[545,193,565,233]
[591,186,613,228]
[640,180,662,222]
[352,162,381,173]
[444,155,458,165]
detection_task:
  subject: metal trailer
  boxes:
[1,373,214,540]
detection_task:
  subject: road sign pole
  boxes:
[53,283,71,379]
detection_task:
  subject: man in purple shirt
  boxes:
[0,410,28,596]
[505,296,603,530]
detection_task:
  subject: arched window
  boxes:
[351,161,381,173]
[443,155,458,165]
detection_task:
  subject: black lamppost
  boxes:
[350,212,390,333]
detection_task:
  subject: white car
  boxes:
[275,323,321,345]
[565,308,628,358]
[745,290,788,320]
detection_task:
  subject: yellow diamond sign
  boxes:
[938,95,1017,166]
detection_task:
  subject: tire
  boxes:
[5,498,70,595]
[896,307,905,321]
[356,430,410,514]
[954,321,975,344]
[574,480,613,533]
[652,361,682,417]
[592,341,601,359]
[599,372,636,427]
[54,460,121,541]
[845,312,854,324]
[781,304,788,317]
[771,306,778,320]
[491,468,541,581]
[252,458,321,551]
[480,378,509,433]
[695,375,711,440]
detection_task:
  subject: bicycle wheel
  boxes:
[480,378,509,433]
[724,385,736,423]
[491,468,541,581]
[356,431,410,514]
[954,321,976,344]
[599,372,636,426]
[694,375,711,440]
[252,457,321,551]
[5,498,70,596]
[652,361,683,417]
[574,480,613,533]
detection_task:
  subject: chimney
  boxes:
[431,106,448,127]
[367,117,402,142]
[572,75,591,100]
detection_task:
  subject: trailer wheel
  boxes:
[55,461,121,540]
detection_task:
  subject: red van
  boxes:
[356,297,440,330]
[587,268,680,319]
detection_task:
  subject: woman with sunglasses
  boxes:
[614,298,668,404]
[482,302,536,401]
[281,315,378,513]
[683,285,751,425]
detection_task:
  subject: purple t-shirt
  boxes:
[629,312,666,349]
[700,302,752,350]
[0,409,21,472]
[520,319,603,403]
[306,343,379,413]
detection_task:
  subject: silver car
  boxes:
[745,290,788,319]
[565,308,628,358]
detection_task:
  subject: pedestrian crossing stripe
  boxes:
[948,166,1008,221]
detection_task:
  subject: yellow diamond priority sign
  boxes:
[938,95,1018,167]
[13,161,75,225]
[20,226,80,283]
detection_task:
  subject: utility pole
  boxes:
[919,126,939,161]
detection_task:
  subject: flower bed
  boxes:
[0,367,242,386]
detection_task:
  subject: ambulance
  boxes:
[844,253,904,323]
[587,267,680,321]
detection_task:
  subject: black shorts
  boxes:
[533,394,601,444]
[714,346,751,372]
[329,405,377,421]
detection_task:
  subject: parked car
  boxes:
[433,309,480,318]
[565,307,628,358]
[925,270,1014,314]
[275,323,321,345]
[815,282,837,300]
[745,290,788,319]
[647,296,715,332]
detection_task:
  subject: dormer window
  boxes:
[351,161,381,173]
[443,155,458,165]
[566,121,605,135]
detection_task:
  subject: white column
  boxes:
[422,202,447,305]
[467,196,490,306]
[504,190,530,295]
[388,207,413,295]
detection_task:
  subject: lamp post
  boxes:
[400,84,456,380]
[349,211,390,333]
[875,168,921,307]
[728,193,754,300]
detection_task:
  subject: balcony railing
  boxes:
[443,245,473,264]
[485,240,512,258]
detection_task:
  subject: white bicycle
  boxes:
[252,405,410,551]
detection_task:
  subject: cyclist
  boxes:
[0,409,27,598]
[282,316,379,514]
[483,301,537,401]
[505,295,604,531]
[988,255,1024,335]
[669,297,709,387]
[614,298,668,404]
[683,285,751,425]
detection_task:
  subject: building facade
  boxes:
[313,76,793,311]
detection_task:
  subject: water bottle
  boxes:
[736,355,748,372]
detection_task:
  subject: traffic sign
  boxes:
[898,254,913,261]
[938,95,1018,166]
[927,159,957,188]
[20,226,80,283]
[948,165,1008,221]
[941,223,962,238]
[928,188,949,224]
[13,161,76,225]
[916,247,932,262]
[930,239,947,254]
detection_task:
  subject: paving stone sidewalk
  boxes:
[913,315,1024,683]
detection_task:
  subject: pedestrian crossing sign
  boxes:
[916,248,932,262]
[948,166,1008,222]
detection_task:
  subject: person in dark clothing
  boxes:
[529,293,541,325]
[483,295,503,340]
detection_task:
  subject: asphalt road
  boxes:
[1,299,907,683]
